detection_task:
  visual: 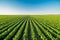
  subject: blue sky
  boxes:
[0,0,60,15]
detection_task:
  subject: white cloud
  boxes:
[0,5,60,15]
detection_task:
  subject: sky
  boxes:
[0,0,60,15]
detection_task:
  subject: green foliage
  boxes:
[0,15,60,40]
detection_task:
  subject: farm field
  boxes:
[0,15,60,40]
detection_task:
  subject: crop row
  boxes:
[0,15,60,40]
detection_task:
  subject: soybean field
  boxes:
[0,15,60,40]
